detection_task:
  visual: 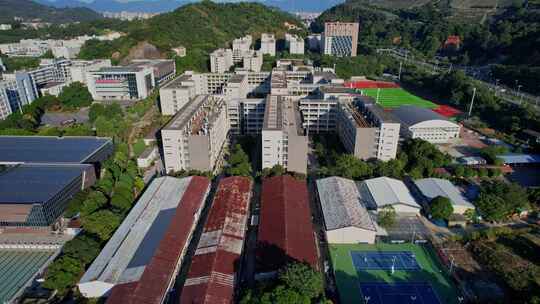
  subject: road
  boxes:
[376,48,540,109]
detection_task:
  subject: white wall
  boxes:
[326,226,376,244]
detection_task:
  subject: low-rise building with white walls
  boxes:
[161,95,229,173]
[86,66,154,101]
[316,176,378,244]
[392,105,461,143]
[359,177,421,215]
[69,59,112,84]
[413,178,475,215]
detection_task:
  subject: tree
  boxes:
[58,82,93,109]
[261,164,286,178]
[61,235,100,264]
[377,206,397,228]
[475,181,529,222]
[82,210,121,241]
[454,165,465,177]
[42,256,83,295]
[330,154,373,180]
[278,263,323,300]
[226,144,252,177]
[80,191,108,216]
[430,196,454,220]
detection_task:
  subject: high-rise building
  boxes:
[260,33,276,56]
[323,22,359,57]
[232,35,252,63]
[285,33,305,55]
[161,95,229,173]
[210,48,234,73]
[242,50,263,72]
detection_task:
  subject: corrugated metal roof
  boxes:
[316,177,376,231]
[0,136,112,164]
[362,177,420,210]
[180,177,252,304]
[414,178,474,208]
[392,105,448,127]
[258,176,318,271]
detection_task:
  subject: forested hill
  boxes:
[0,0,103,23]
[78,1,304,70]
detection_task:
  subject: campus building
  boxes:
[161,95,229,173]
[285,33,305,55]
[261,95,308,174]
[359,177,421,215]
[323,22,359,57]
[180,177,252,304]
[0,136,113,228]
[86,66,155,101]
[69,59,112,84]
[337,97,400,161]
[260,33,276,56]
[316,176,378,244]
[232,35,253,63]
[78,176,211,300]
[258,175,318,272]
[392,105,461,144]
[413,178,475,215]
[210,48,234,74]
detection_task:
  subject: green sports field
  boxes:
[362,88,438,109]
[330,243,460,304]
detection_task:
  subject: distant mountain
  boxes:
[36,0,345,13]
[0,0,102,23]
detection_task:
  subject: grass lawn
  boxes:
[362,88,438,109]
[330,243,460,304]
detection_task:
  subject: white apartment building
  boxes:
[260,33,276,56]
[210,49,234,73]
[224,74,249,100]
[232,35,253,63]
[336,98,400,161]
[299,99,337,133]
[161,95,229,173]
[159,74,197,116]
[172,46,186,57]
[285,33,305,55]
[0,24,12,31]
[86,66,155,101]
[227,98,266,135]
[262,95,308,174]
[242,50,263,72]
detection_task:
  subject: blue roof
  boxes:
[499,154,540,164]
[0,136,111,164]
[0,164,89,204]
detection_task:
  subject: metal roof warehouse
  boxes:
[180,176,252,304]
[78,176,211,302]
[257,175,318,272]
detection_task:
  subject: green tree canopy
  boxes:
[58,82,93,109]
[430,196,454,220]
[42,256,83,295]
[226,144,252,177]
[82,210,121,241]
[378,205,397,228]
[475,181,529,222]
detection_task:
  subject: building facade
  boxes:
[161,95,229,173]
[285,33,305,55]
[86,66,155,101]
[210,48,234,73]
[260,33,276,56]
[323,22,359,57]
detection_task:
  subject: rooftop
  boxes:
[316,176,376,231]
[258,176,318,270]
[180,177,252,304]
[498,153,540,164]
[161,74,193,90]
[414,178,474,208]
[163,95,211,131]
[392,105,451,126]
[0,164,91,204]
[361,177,420,210]
[0,136,112,164]
[79,176,210,301]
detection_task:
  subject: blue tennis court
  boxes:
[360,282,442,304]
[351,251,420,271]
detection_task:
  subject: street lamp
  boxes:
[468,87,477,118]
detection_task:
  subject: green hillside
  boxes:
[79,1,304,71]
[0,0,102,23]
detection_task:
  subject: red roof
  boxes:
[257,175,319,272]
[95,79,124,84]
[344,80,400,89]
[106,176,211,304]
[180,177,252,304]
[433,105,462,118]
[444,35,461,47]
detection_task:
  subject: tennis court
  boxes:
[330,243,460,304]
[360,282,441,304]
[362,88,437,109]
[351,251,420,271]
